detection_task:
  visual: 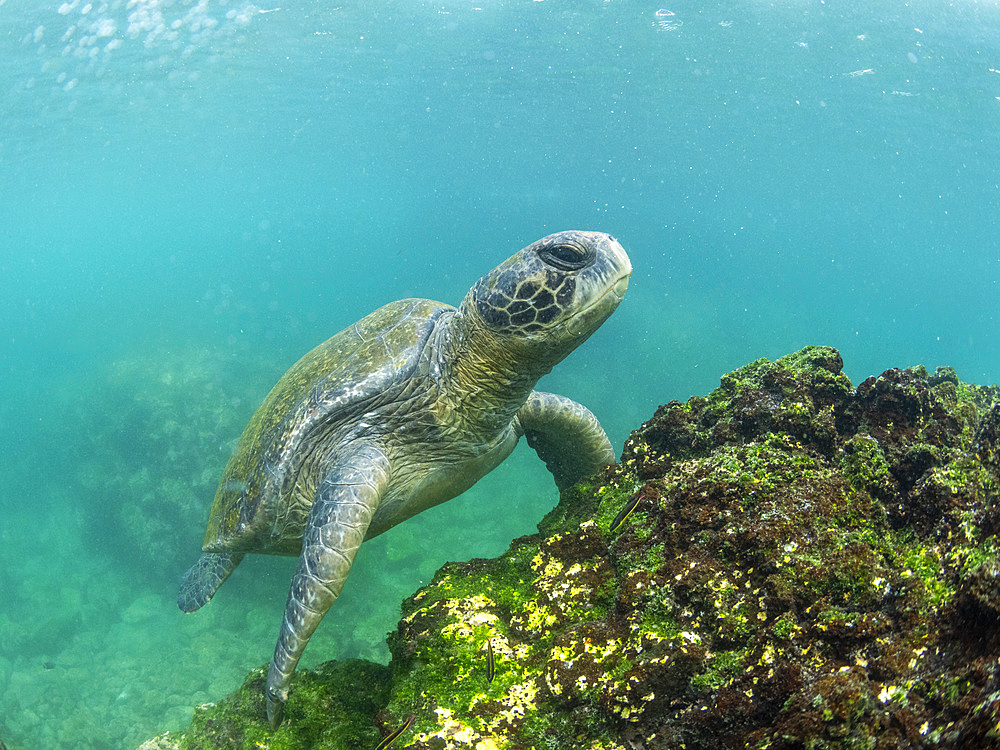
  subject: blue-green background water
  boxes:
[2,1,999,747]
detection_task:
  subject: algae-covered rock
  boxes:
[143,346,1000,749]
[139,660,392,750]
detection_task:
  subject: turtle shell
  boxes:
[202,297,452,554]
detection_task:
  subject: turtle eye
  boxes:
[538,242,595,271]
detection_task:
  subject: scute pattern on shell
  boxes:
[203,298,451,552]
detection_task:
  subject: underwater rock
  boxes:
[57,345,276,584]
[137,660,391,750]
[141,346,1000,749]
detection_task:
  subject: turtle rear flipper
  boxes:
[177,551,245,613]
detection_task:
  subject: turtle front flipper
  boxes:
[177,551,245,613]
[517,390,616,490]
[265,442,391,728]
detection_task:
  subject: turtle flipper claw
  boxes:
[266,685,284,729]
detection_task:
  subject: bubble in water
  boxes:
[654,9,682,31]
[26,0,268,98]
[93,18,116,38]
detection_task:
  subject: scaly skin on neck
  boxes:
[431,303,548,441]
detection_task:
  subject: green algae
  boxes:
[690,648,747,693]
[838,433,891,494]
[143,660,391,750]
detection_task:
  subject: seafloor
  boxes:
[133,346,1000,750]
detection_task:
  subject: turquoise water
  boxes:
[2,1,999,747]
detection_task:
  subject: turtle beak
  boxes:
[566,243,631,337]
[611,273,630,302]
[597,233,632,308]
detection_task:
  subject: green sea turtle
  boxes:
[178,230,631,727]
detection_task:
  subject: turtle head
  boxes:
[459,230,631,371]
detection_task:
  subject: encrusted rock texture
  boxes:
[142,346,1000,750]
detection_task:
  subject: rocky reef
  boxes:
[62,345,276,584]
[140,346,1000,749]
